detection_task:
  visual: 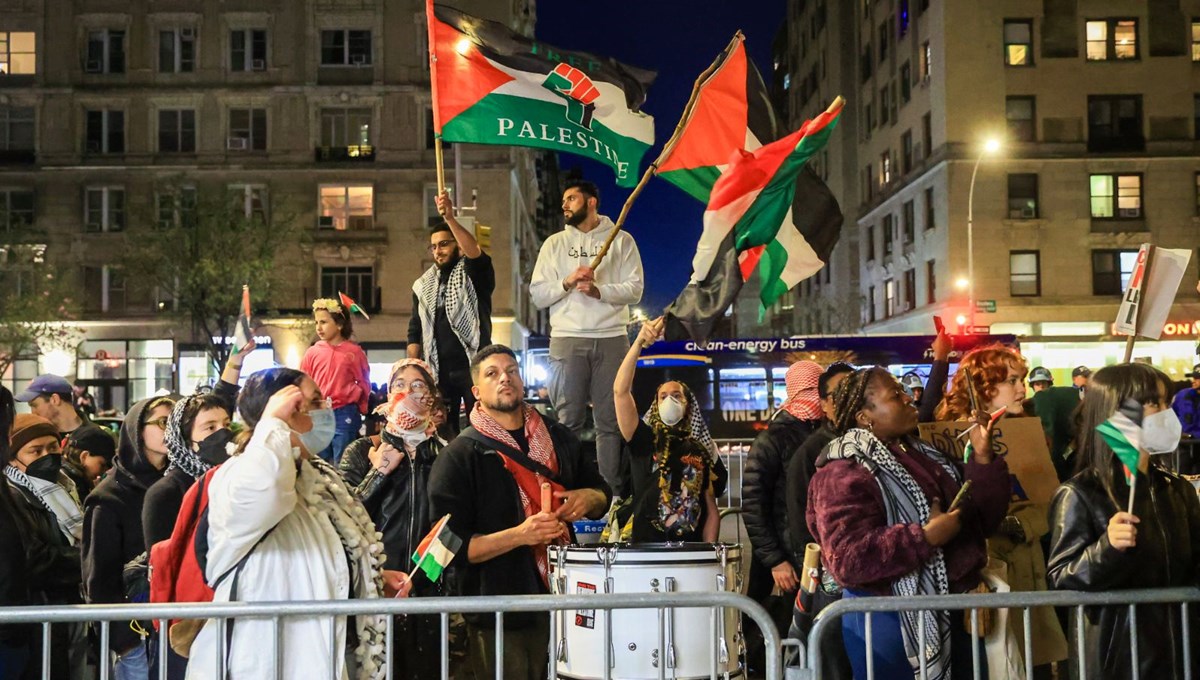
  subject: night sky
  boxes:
[536,1,787,313]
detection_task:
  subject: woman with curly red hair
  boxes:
[936,345,1067,677]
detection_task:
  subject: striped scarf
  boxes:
[3,465,84,545]
[824,428,959,680]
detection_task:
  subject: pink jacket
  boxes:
[301,340,369,412]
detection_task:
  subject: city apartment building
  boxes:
[0,0,557,409]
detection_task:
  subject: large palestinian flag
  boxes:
[660,35,843,344]
[427,1,656,187]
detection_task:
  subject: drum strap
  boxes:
[460,430,561,482]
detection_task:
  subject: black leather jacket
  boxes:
[339,434,443,588]
[1047,466,1200,680]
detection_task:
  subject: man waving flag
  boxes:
[426,1,656,187]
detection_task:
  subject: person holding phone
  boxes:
[807,367,1009,679]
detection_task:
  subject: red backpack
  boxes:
[148,466,221,626]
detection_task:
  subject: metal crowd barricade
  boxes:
[0,590,783,680]
[796,587,1200,680]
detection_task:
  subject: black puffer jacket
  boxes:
[82,398,167,653]
[742,411,821,570]
[785,423,836,552]
[339,433,443,582]
[1047,466,1200,680]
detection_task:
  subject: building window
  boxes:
[1192,21,1200,62]
[318,184,373,230]
[1089,174,1142,219]
[83,265,125,314]
[889,81,898,123]
[900,61,911,103]
[1005,96,1035,142]
[1009,251,1041,296]
[864,164,874,202]
[85,110,124,154]
[1087,95,1142,152]
[864,102,874,134]
[0,106,34,153]
[1003,20,1034,66]
[866,225,876,261]
[1086,19,1138,61]
[899,0,910,38]
[85,30,124,74]
[926,259,936,304]
[320,266,375,308]
[920,41,931,80]
[230,29,267,71]
[320,30,371,66]
[903,269,916,312]
[0,189,33,230]
[0,32,35,75]
[880,86,890,126]
[1007,173,1038,219]
[229,184,268,222]
[85,186,124,232]
[158,28,196,73]
[1195,95,1200,139]
[901,130,913,173]
[157,109,196,153]
[320,108,372,147]
[884,278,897,318]
[880,150,891,185]
[882,215,894,256]
[1195,172,1200,216]
[228,108,266,151]
[902,200,915,243]
[156,186,196,230]
[1091,249,1140,295]
[867,286,877,323]
[924,187,935,229]
[921,113,931,159]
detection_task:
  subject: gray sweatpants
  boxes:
[548,335,629,492]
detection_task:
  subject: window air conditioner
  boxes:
[318,215,335,229]
[1118,207,1141,218]
[351,54,368,66]
[85,60,104,73]
[180,27,196,39]
[348,215,373,231]
[251,58,266,71]
[227,137,248,150]
[1021,205,1037,219]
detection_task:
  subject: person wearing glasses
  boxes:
[340,358,455,679]
[407,189,495,435]
[82,395,175,680]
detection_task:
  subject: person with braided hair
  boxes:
[936,345,1067,677]
[612,316,722,543]
[806,367,1010,680]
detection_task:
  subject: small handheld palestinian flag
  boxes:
[1095,398,1147,512]
[231,285,254,355]
[338,291,371,321]
[412,514,461,582]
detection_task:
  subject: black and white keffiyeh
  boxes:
[414,257,479,376]
[3,465,84,545]
[641,382,719,463]
[164,395,212,480]
[823,428,960,680]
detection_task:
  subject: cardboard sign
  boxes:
[918,417,1059,506]
[1114,245,1193,339]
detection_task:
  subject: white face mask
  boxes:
[1142,409,1183,455]
[658,395,686,427]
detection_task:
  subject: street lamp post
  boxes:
[966,138,1001,331]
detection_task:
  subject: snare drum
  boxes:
[548,543,744,680]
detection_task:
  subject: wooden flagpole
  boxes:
[426,0,447,195]
[588,32,746,271]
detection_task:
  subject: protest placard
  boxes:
[918,417,1059,506]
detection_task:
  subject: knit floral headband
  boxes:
[311,298,345,315]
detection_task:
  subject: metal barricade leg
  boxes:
[441,612,450,680]
[494,612,503,680]
[1184,602,1192,680]
[918,610,927,680]
[274,616,283,680]
[1075,605,1086,679]
[1129,604,1139,680]
[970,608,981,679]
[159,618,169,676]
[865,612,873,680]
[385,614,394,680]
[39,622,49,680]
[548,609,557,680]
[1023,607,1033,680]
[100,621,110,680]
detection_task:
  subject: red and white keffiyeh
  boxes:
[779,360,824,421]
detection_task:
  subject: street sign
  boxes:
[975,300,996,314]
[968,325,991,335]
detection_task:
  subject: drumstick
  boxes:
[800,544,821,594]
[540,482,552,514]
[955,406,1007,441]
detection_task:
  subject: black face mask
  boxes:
[25,454,63,483]
[195,428,235,467]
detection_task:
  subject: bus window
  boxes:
[717,367,770,411]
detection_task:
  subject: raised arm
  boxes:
[615,317,663,441]
[436,190,482,259]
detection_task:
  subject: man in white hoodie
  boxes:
[529,179,644,492]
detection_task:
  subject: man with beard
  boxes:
[429,344,610,680]
[408,190,495,434]
[529,179,644,492]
